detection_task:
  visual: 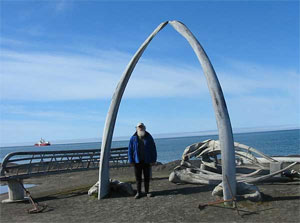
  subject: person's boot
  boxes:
[135,193,142,199]
[144,181,153,197]
[135,181,142,199]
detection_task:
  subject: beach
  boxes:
[1,161,300,223]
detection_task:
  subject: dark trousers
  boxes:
[134,161,151,194]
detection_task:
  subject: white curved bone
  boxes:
[98,21,236,200]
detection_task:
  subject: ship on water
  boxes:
[34,138,51,146]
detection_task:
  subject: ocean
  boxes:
[1,129,299,163]
[0,129,299,194]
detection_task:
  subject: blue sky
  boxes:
[0,0,299,145]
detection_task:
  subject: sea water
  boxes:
[0,129,299,194]
[155,129,300,163]
[0,184,35,194]
[0,129,299,163]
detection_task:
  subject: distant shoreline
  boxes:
[1,127,299,148]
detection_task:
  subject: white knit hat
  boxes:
[136,122,146,128]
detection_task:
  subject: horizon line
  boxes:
[1,125,299,147]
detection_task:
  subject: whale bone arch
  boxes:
[98,20,236,200]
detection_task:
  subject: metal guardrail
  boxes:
[0,147,129,181]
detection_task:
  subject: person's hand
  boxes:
[150,162,156,166]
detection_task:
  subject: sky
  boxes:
[0,0,299,146]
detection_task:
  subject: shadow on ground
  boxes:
[152,184,215,197]
[32,190,88,203]
[261,193,300,202]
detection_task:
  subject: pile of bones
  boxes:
[169,139,300,201]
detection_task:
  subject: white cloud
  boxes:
[0,49,209,101]
[1,43,299,145]
[1,47,298,103]
[0,104,105,122]
[0,119,102,147]
[217,60,299,99]
[228,95,300,128]
[0,38,26,47]
[0,103,107,145]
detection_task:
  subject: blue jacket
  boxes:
[128,131,157,164]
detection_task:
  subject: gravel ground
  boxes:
[1,161,300,223]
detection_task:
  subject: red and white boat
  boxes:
[34,138,51,146]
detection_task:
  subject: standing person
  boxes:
[128,123,157,199]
